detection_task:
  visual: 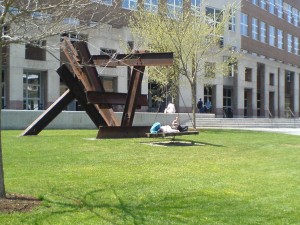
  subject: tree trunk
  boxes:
[191,55,197,130]
[191,81,197,129]
[0,41,5,198]
[0,125,5,198]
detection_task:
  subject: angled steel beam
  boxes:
[57,64,106,127]
[74,41,106,91]
[91,52,173,67]
[121,66,145,127]
[21,89,75,136]
[86,91,148,106]
[61,38,120,126]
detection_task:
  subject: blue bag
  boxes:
[150,122,161,134]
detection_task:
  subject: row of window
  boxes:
[25,32,119,61]
[241,13,299,55]
[251,0,300,28]
[92,0,203,15]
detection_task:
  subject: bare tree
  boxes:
[0,0,124,198]
[129,0,239,128]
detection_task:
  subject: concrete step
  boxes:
[185,118,300,128]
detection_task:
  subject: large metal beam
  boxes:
[86,91,148,106]
[61,39,120,126]
[57,64,106,127]
[74,41,106,91]
[97,126,151,139]
[121,66,145,127]
[21,89,75,136]
[91,52,173,67]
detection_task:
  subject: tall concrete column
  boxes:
[233,61,245,117]
[293,72,299,117]
[263,66,270,117]
[8,44,25,109]
[278,68,285,118]
[251,64,257,117]
[214,84,223,117]
[273,68,279,117]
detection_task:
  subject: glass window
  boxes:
[245,68,252,81]
[205,62,216,78]
[285,3,292,23]
[91,0,112,5]
[251,0,258,6]
[31,11,52,20]
[287,34,292,53]
[228,10,236,31]
[269,25,275,47]
[276,0,283,18]
[167,0,183,19]
[260,0,266,10]
[204,86,213,107]
[122,0,137,10]
[240,13,248,36]
[206,7,222,29]
[63,18,80,26]
[294,37,299,55]
[191,0,201,16]
[223,56,237,77]
[223,88,232,109]
[292,8,299,27]
[23,71,43,110]
[270,73,275,86]
[25,40,46,61]
[277,29,283,49]
[144,0,158,13]
[60,32,88,43]
[252,18,258,40]
[268,0,275,14]
[260,21,266,43]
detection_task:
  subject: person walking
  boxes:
[197,98,203,113]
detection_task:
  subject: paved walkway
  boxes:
[240,128,300,136]
[212,127,300,136]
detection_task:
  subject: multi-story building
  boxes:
[2,0,300,118]
[228,0,300,118]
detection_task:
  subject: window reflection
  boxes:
[23,71,43,110]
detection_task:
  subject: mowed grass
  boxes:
[1,129,300,225]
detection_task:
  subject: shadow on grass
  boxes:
[140,138,224,148]
[25,187,272,224]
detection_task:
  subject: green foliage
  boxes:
[1,129,300,224]
[129,0,239,87]
[128,0,240,127]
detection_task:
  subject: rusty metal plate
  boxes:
[96,126,151,138]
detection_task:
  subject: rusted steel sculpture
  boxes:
[21,38,173,138]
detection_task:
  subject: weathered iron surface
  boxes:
[21,90,75,136]
[121,66,145,127]
[57,64,106,127]
[91,52,173,67]
[86,91,148,106]
[97,126,151,138]
[62,38,120,126]
[22,37,173,138]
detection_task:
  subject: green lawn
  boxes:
[1,129,300,225]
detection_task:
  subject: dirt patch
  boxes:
[0,193,41,213]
